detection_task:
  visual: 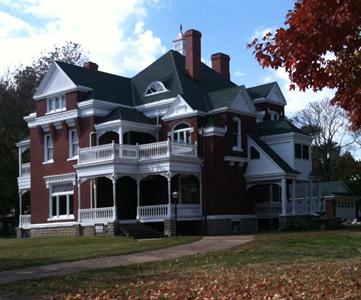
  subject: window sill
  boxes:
[232,146,243,152]
[45,108,66,115]
[67,156,78,161]
[47,215,75,221]
[42,159,54,165]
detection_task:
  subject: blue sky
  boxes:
[0,0,334,115]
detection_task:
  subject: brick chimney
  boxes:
[83,61,98,71]
[185,29,202,81]
[211,53,230,81]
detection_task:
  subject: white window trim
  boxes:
[144,81,168,97]
[44,133,54,163]
[232,117,242,151]
[68,129,79,159]
[48,190,74,220]
[46,94,66,114]
[169,123,193,144]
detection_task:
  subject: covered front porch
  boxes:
[77,173,203,224]
[248,176,323,218]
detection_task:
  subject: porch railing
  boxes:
[19,214,31,227]
[20,163,30,177]
[255,199,323,217]
[78,140,198,165]
[137,204,202,220]
[79,207,115,223]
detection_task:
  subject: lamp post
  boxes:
[172,191,179,237]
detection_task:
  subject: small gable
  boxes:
[230,86,257,116]
[267,83,287,106]
[34,63,76,100]
[162,95,195,120]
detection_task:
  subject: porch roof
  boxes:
[104,107,156,124]
[256,119,307,137]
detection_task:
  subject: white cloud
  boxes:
[0,0,165,76]
[250,26,275,42]
[264,68,335,116]
[233,70,245,77]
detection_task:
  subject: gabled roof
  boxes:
[249,135,299,174]
[247,82,277,100]
[56,61,133,105]
[257,119,307,136]
[104,107,155,124]
[206,86,241,110]
[321,181,357,197]
[132,50,236,111]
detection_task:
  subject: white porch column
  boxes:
[281,177,287,215]
[309,180,313,214]
[111,175,118,220]
[118,127,123,144]
[167,173,172,218]
[292,179,296,215]
[93,179,97,209]
[136,177,141,219]
[77,180,81,223]
[19,191,22,226]
[18,147,22,177]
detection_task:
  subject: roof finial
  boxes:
[180,23,183,34]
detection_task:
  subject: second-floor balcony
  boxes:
[18,163,31,190]
[78,140,199,165]
[76,140,201,178]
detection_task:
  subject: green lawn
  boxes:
[0,235,199,271]
[2,230,361,299]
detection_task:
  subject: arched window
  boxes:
[171,123,192,144]
[144,81,167,96]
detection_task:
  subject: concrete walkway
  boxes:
[0,235,253,285]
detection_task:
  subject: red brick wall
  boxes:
[30,113,95,224]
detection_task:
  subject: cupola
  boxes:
[172,24,185,55]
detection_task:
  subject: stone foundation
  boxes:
[206,217,257,235]
[164,219,176,236]
[30,224,80,237]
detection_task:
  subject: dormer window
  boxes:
[144,81,167,96]
[171,123,193,144]
[47,95,65,113]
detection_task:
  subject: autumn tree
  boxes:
[0,42,88,231]
[293,98,359,182]
[249,0,361,129]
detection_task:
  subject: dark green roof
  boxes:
[257,119,307,136]
[205,86,241,110]
[250,135,299,174]
[247,82,277,100]
[104,107,155,124]
[56,61,133,105]
[132,50,236,111]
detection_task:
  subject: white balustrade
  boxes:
[137,204,169,219]
[78,141,198,165]
[137,204,201,220]
[255,198,323,217]
[79,207,114,223]
[19,214,31,226]
[20,163,30,177]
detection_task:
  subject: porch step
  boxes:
[118,222,164,239]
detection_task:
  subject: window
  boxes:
[144,81,167,96]
[295,143,309,160]
[69,129,79,158]
[171,123,192,143]
[47,95,65,113]
[250,146,260,160]
[232,118,242,151]
[49,181,74,219]
[44,134,53,162]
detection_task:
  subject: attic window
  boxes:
[144,81,167,96]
